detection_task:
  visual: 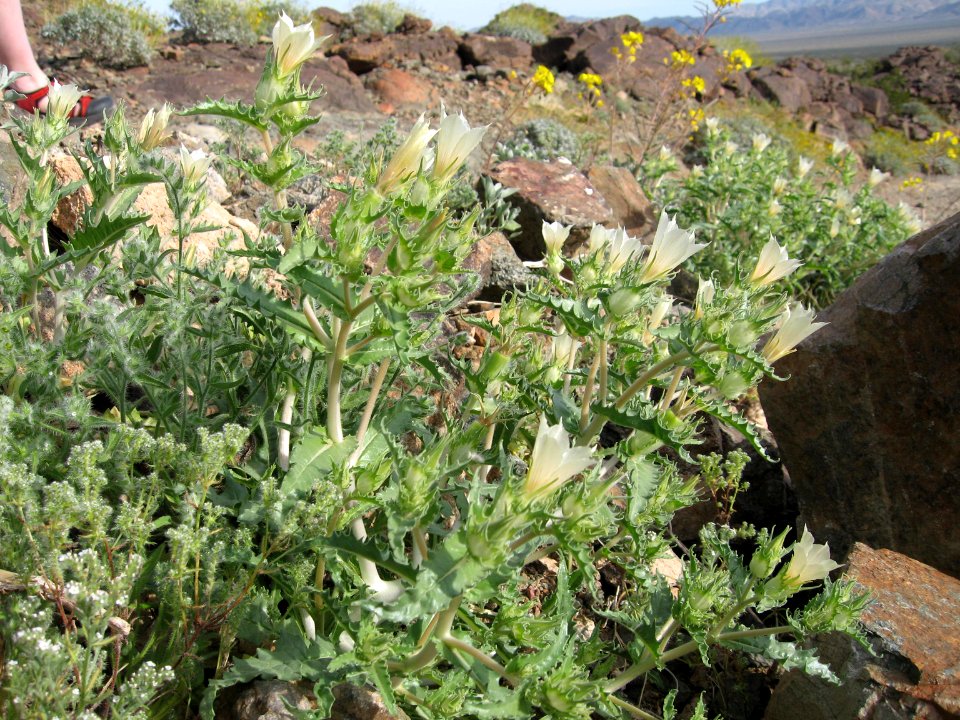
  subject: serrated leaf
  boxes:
[284,264,352,320]
[181,99,267,131]
[527,293,603,337]
[591,404,698,463]
[321,532,416,583]
[720,633,838,683]
[696,399,775,462]
[283,428,357,496]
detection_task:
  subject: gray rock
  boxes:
[758,212,960,577]
[231,680,314,720]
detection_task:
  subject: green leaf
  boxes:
[592,404,698,463]
[720,633,838,683]
[181,99,268,131]
[283,428,357,496]
[285,265,352,320]
[527,293,603,337]
[696,399,775,462]
[321,532,417,582]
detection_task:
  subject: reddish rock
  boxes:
[397,13,432,34]
[458,34,533,70]
[333,31,459,74]
[305,56,378,114]
[749,68,812,112]
[758,211,960,578]
[487,157,615,259]
[364,68,437,110]
[852,84,889,118]
[766,544,960,720]
[586,165,653,236]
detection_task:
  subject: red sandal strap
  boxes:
[15,85,51,113]
[74,94,93,118]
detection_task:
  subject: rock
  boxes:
[486,157,614,259]
[231,680,314,720]
[765,543,960,720]
[758,212,960,578]
[586,165,653,236]
[473,231,535,302]
[397,13,432,34]
[458,34,533,70]
[852,84,889,118]
[333,31,460,74]
[305,56,378,114]
[364,67,437,110]
[749,69,812,112]
[330,683,408,720]
[48,150,257,266]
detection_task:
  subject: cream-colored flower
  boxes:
[542,221,571,255]
[797,156,814,178]
[781,527,841,586]
[772,176,788,195]
[658,145,673,162]
[178,146,211,187]
[831,138,850,157]
[723,141,738,156]
[46,81,83,122]
[138,103,173,151]
[524,416,595,498]
[752,133,771,153]
[642,298,672,345]
[432,108,486,184]
[607,227,645,272]
[272,12,329,78]
[767,199,782,217]
[868,167,890,187]
[551,331,580,368]
[705,116,720,134]
[750,238,801,287]
[639,211,707,283]
[694,278,715,318]
[761,304,826,363]
[587,224,612,253]
[377,114,435,194]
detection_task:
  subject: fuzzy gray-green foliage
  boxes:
[41,2,157,69]
[171,0,257,45]
[497,118,582,163]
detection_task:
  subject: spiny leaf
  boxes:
[181,99,268,131]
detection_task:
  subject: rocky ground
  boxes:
[6,9,960,720]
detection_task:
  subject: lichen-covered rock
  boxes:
[486,157,614,259]
[759,211,960,578]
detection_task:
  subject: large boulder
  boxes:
[758,212,960,578]
[486,157,615,259]
[332,30,460,74]
[458,34,533,70]
[586,165,654,237]
[749,67,813,112]
[765,543,960,720]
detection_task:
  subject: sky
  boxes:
[146,0,761,33]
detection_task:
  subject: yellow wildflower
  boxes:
[688,107,705,131]
[723,48,753,72]
[621,31,644,48]
[900,176,923,190]
[682,75,706,95]
[713,0,743,7]
[532,65,555,94]
[666,49,696,68]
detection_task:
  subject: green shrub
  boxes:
[496,117,581,163]
[863,127,924,175]
[171,0,257,44]
[347,0,406,36]
[646,121,920,307]
[40,0,163,69]
[481,3,561,44]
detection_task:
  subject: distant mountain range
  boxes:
[647,0,960,36]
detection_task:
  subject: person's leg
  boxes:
[0,0,50,95]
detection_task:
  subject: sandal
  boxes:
[15,82,114,127]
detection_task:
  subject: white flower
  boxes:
[772,176,788,195]
[377,114,435,194]
[178,146,211,187]
[690,164,705,178]
[705,116,720,134]
[723,141,738,156]
[643,298,672,345]
[752,133,771,153]
[432,107,486,184]
[868,167,890,187]
[750,238,801,287]
[831,138,850,157]
[587,224,613,253]
[46,81,83,122]
[658,145,673,162]
[761,304,827,363]
[639,210,707,283]
[138,103,173,151]
[797,156,814,178]
[833,189,852,210]
[781,527,841,586]
[767,199,782,217]
[524,416,595,498]
[272,12,328,78]
[551,331,580,368]
[542,221,571,255]
[694,278,715,318]
[606,227,645,272]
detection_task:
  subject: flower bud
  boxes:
[607,288,641,318]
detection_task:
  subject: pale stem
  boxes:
[326,317,353,444]
[562,344,578,396]
[389,595,462,673]
[598,339,609,407]
[259,127,293,249]
[277,386,297,472]
[444,635,515,681]
[608,695,662,720]
[580,345,603,433]
[302,297,333,349]
[579,349,694,443]
[412,524,429,565]
[477,418,498,481]
[659,367,685,412]
[347,358,391,467]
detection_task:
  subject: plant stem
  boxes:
[302,297,332,349]
[581,345,603,433]
[347,358,391,467]
[659,367,685,412]
[608,695,662,720]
